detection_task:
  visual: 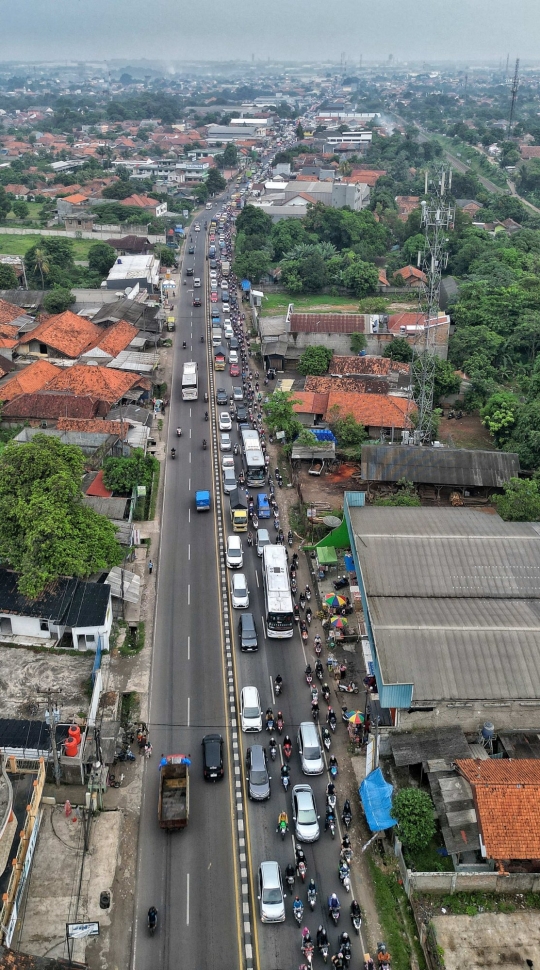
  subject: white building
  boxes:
[106,254,160,293]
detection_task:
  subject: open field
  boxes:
[0,232,95,258]
[260,292,361,316]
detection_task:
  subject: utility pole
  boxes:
[409,167,454,444]
[508,58,520,136]
[39,689,62,787]
[505,52,510,78]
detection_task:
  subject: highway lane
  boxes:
[213,358,364,964]
[132,211,241,970]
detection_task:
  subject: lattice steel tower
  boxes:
[410,168,454,443]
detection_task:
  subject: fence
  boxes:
[0,757,46,945]
[394,837,540,896]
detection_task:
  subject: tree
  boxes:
[154,246,176,268]
[88,242,117,275]
[350,332,367,354]
[480,392,520,444]
[295,121,304,140]
[263,390,302,441]
[0,186,10,221]
[433,357,461,403]
[221,143,238,167]
[102,450,158,494]
[206,168,226,195]
[383,338,413,363]
[342,258,379,298]
[12,200,29,219]
[236,205,273,239]
[233,250,270,284]
[31,246,50,289]
[194,183,208,204]
[271,218,310,259]
[297,346,333,376]
[43,287,75,314]
[391,788,436,853]
[0,265,18,288]
[494,477,540,521]
[506,399,540,470]
[0,435,123,597]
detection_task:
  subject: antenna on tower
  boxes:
[409,167,454,445]
[508,58,520,136]
[505,53,510,77]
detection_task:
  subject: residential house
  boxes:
[329,355,411,390]
[91,297,163,334]
[43,364,151,408]
[64,212,95,232]
[456,760,540,870]
[0,359,61,403]
[2,391,104,426]
[324,390,412,437]
[106,235,152,255]
[291,392,329,426]
[105,254,160,293]
[16,310,102,360]
[14,424,129,463]
[56,193,90,220]
[120,194,167,218]
[0,567,112,651]
[395,195,420,221]
[4,184,32,200]
[520,145,540,160]
[393,264,427,287]
[305,373,396,396]
[455,199,483,217]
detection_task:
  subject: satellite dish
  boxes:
[323,515,342,528]
[124,287,132,296]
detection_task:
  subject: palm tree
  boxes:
[33,248,50,289]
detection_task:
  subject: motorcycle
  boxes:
[306,607,312,625]
[329,757,339,779]
[319,941,330,963]
[293,902,304,925]
[204,391,208,402]
[269,742,277,761]
[312,702,319,723]
[278,818,288,840]
[276,714,284,734]
[274,678,282,696]
[300,621,308,643]
[202,439,207,450]
[342,801,352,829]
[266,717,275,733]
[351,912,361,935]
[328,714,337,734]
[299,593,306,610]
[322,684,330,703]
[333,576,348,591]
[204,411,209,421]
[305,585,311,601]
[281,767,290,791]
[315,662,324,683]
[147,908,158,935]
[288,530,293,546]
[327,792,337,813]
[305,666,313,686]
[283,741,292,760]
[314,636,322,656]
[341,941,352,967]
[170,448,176,459]
[339,864,351,893]
[297,860,307,882]
[182,340,187,348]
[326,811,336,838]
[285,867,295,891]
[291,578,297,595]
[322,728,331,751]
[328,901,341,925]
[341,847,353,865]
[302,942,315,967]
[176,428,182,436]
[338,683,360,694]
[307,886,316,910]
[310,685,319,704]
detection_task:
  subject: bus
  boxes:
[262,545,294,639]
[240,428,266,487]
[182,361,198,401]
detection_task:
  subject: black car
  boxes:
[236,405,249,423]
[193,296,201,307]
[216,387,228,405]
[188,245,195,254]
[202,733,224,781]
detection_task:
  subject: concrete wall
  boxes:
[395,699,540,733]
[0,614,52,639]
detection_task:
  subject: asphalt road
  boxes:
[132,199,365,970]
[132,209,241,970]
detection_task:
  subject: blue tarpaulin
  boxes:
[241,279,251,291]
[344,554,355,572]
[312,428,336,442]
[359,768,395,832]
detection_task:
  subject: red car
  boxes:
[229,362,240,376]
[210,292,218,303]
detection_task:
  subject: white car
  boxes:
[291,784,320,843]
[226,535,243,569]
[240,685,261,731]
[229,350,239,364]
[194,224,200,232]
[193,278,201,287]
[221,454,235,470]
[231,572,249,609]
[224,324,233,340]
[219,432,231,451]
[219,412,232,431]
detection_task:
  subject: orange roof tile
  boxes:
[62,193,89,205]
[292,391,329,415]
[330,356,410,376]
[395,264,427,283]
[120,194,159,209]
[18,310,102,358]
[85,470,113,498]
[44,364,149,404]
[56,417,127,436]
[0,359,61,402]
[457,759,540,860]
[0,299,24,328]
[325,391,413,429]
[96,320,138,357]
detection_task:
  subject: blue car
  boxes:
[256,493,271,518]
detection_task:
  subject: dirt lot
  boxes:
[297,462,362,512]
[432,911,540,969]
[438,412,496,451]
[0,646,93,719]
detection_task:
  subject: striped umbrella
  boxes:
[348,711,365,725]
[325,593,347,608]
[330,615,348,630]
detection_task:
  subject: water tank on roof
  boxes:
[65,737,78,757]
[481,721,495,742]
[68,725,81,744]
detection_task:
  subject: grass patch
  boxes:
[120,621,146,656]
[426,891,540,916]
[259,292,361,317]
[147,464,160,520]
[120,690,140,725]
[405,835,454,873]
[0,232,95,258]
[369,856,426,970]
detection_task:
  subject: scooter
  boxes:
[269,742,277,761]
[342,800,352,829]
[322,728,331,751]
[338,683,359,694]
[170,448,176,459]
[351,911,361,935]
[333,576,348,591]
[293,902,304,926]
[339,864,351,893]
[300,621,308,642]
[299,593,306,611]
[305,585,311,601]
[308,886,316,910]
[176,428,182,436]
[147,908,158,935]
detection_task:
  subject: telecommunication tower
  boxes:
[409,168,454,444]
[508,58,520,136]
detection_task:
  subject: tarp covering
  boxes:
[317,546,337,565]
[359,767,395,832]
[312,428,336,442]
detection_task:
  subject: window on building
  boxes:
[40,620,49,632]
[39,343,47,355]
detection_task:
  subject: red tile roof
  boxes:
[2,391,100,420]
[44,364,150,404]
[330,355,410,376]
[343,170,387,186]
[378,268,389,286]
[62,193,89,205]
[96,320,138,357]
[395,264,427,284]
[85,470,113,498]
[456,759,540,860]
[56,417,127,436]
[290,313,366,335]
[120,194,159,209]
[0,299,25,327]
[0,360,61,402]
[325,390,413,429]
[18,311,102,358]
[4,184,29,195]
[305,374,390,395]
[292,391,329,414]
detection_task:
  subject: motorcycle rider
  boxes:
[332,951,345,968]
[327,707,337,728]
[276,710,284,728]
[315,660,324,680]
[317,925,329,950]
[296,845,307,869]
[268,736,277,757]
[338,931,351,951]
[341,834,352,853]
[307,876,317,898]
[283,735,292,757]
[326,781,336,799]
[147,906,158,930]
[275,673,283,691]
[350,899,362,923]
[265,707,274,727]
[276,810,288,834]
[301,927,313,947]
[285,862,295,885]
[328,892,340,915]
[363,956,375,970]
[325,806,335,831]
[281,763,290,783]
[342,799,352,824]
[293,895,303,918]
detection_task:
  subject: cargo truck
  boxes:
[221,260,230,277]
[229,488,248,532]
[195,490,211,512]
[158,754,190,830]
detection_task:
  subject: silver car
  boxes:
[292,784,320,843]
[258,861,285,923]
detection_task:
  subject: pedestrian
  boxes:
[148,560,153,574]
[145,742,153,759]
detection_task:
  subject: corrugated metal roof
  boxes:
[361,444,519,487]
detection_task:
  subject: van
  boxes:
[223,466,237,494]
[258,861,285,923]
[297,721,324,775]
[212,329,223,347]
[240,686,261,731]
[256,528,271,558]
[239,612,258,651]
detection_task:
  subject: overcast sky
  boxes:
[1,0,539,66]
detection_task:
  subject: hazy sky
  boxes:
[1,0,539,66]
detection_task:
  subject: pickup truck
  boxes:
[158,754,190,830]
[195,490,211,512]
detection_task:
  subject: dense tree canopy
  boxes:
[0,435,123,597]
